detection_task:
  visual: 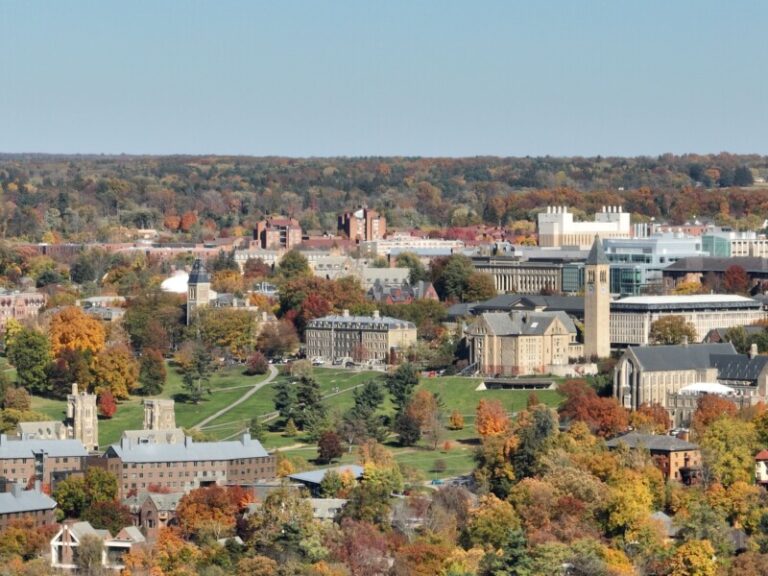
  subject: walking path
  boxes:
[192,365,278,429]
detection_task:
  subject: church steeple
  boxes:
[584,235,611,359]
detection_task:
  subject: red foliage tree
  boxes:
[98,389,117,419]
[245,351,269,375]
[558,379,628,438]
[692,394,738,436]
[724,264,750,294]
[329,519,390,576]
[318,431,344,464]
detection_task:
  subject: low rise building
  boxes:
[0,435,88,487]
[138,492,184,541]
[605,432,701,483]
[100,433,276,498]
[609,294,767,346]
[466,310,581,376]
[0,482,56,529]
[305,310,417,363]
[51,521,146,572]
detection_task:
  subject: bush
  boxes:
[432,459,447,473]
[244,351,269,375]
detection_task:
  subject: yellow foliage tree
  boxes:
[49,306,106,357]
[475,399,510,437]
[88,344,139,399]
[668,539,716,576]
[448,410,465,430]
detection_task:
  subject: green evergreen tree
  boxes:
[295,375,325,429]
[384,363,419,415]
[181,343,213,403]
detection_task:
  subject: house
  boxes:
[288,465,364,497]
[139,492,184,541]
[0,482,56,529]
[51,521,146,571]
[605,432,701,483]
[466,310,582,376]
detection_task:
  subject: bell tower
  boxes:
[187,259,211,325]
[584,235,611,359]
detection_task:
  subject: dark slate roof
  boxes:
[705,326,765,342]
[473,294,585,315]
[289,465,364,486]
[586,235,609,265]
[665,257,768,274]
[605,432,699,452]
[628,343,737,372]
[188,259,210,284]
[476,310,576,336]
[445,302,479,320]
[710,353,768,382]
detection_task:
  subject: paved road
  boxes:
[192,364,278,430]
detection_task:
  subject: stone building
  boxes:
[100,433,276,498]
[138,492,183,541]
[537,205,631,248]
[466,310,581,376]
[186,258,211,325]
[143,399,176,431]
[470,258,564,294]
[305,310,417,364]
[584,235,611,359]
[0,290,47,332]
[67,383,99,451]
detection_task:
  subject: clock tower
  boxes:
[584,235,611,359]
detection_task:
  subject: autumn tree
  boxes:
[276,249,311,280]
[691,394,738,437]
[97,389,117,418]
[176,485,238,540]
[475,399,510,437]
[631,402,672,434]
[649,315,698,345]
[724,264,750,294]
[395,252,429,284]
[558,379,628,438]
[256,320,299,358]
[448,409,465,430]
[700,416,757,487]
[49,306,106,357]
[668,540,717,576]
[511,406,558,479]
[198,307,256,360]
[6,328,51,396]
[88,344,139,399]
[138,348,166,395]
[464,271,497,302]
[317,430,344,464]
[245,351,269,375]
[83,500,133,535]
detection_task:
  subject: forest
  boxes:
[0,153,767,243]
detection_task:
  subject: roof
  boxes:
[586,235,609,265]
[614,294,758,306]
[627,343,737,372]
[289,465,364,485]
[605,432,699,452]
[0,435,89,458]
[445,302,479,319]
[17,421,66,439]
[472,294,585,316]
[106,434,269,463]
[69,521,111,541]
[307,314,415,330]
[474,310,576,337]
[0,488,56,515]
[145,492,184,511]
[122,429,186,445]
[705,326,765,341]
[755,449,768,461]
[665,257,768,274]
[188,259,210,284]
[710,354,768,383]
[114,526,146,543]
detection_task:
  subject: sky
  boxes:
[0,1,767,157]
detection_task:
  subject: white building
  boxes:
[610,294,767,346]
[537,206,631,248]
[360,235,464,257]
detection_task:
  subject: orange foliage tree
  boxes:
[558,380,628,438]
[49,306,106,357]
[630,403,671,434]
[175,485,239,540]
[692,394,738,437]
[475,399,510,438]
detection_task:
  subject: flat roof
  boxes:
[615,295,756,305]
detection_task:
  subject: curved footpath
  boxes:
[192,364,278,430]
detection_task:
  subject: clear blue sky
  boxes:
[1,1,766,157]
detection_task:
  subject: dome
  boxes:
[160,271,189,294]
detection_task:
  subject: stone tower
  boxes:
[143,399,177,431]
[66,383,99,451]
[187,259,211,325]
[584,235,611,359]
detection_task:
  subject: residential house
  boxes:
[51,521,146,572]
[605,432,701,483]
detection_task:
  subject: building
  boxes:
[51,521,146,572]
[605,432,701,483]
[304,310,417,364]
[254,216,303,250]
[584,235,611,359]
[288,465,364,497]
[186,258,211,325]
[662,256,768,291]
[0,435,88,487]
[67,383,99,451]
[138,492,183,541]
[360,235,464,258]
[0,290,47,332]
[0,482,56,529]
[702,229,768,258]
[609,294,767,346]
[367,280,439,305]
[609,341,768,423]
[471,257,564,294]
[359,267,411,290]
[143,399,177,431]
[338,208,386,242]
[755,450,768,486]
[466,310,581,376]
[100,433,276,498]
[537,205,631,248]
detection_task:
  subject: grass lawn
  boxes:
[29,363,270,448]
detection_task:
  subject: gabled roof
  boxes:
[289,465,364,486]
[145,492,184,511]
[605,432,699,452]
[0,435,89,458]
[627,343,736,372]
[586,235,609,265]
[665,257,768,274]
[475,310,576,337]
[0,488,56,515]
[755,449,768,461]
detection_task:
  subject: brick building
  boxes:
[606,432,701,483]
[99,433,276,498]
[0,482,57,529]
[338,208,386,242]
[254,217,303,250]
[0,435,88,487]
[0,290,46,331]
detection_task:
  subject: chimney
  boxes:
[11,482,23,498]
[681,336,689,347]
[750,343,759,359]
[241,432,251,445]
[184,436,192,447]
[72,383,78,395]
[342,309,350,318]
[373,310,380,319]
[34,480,41,493]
